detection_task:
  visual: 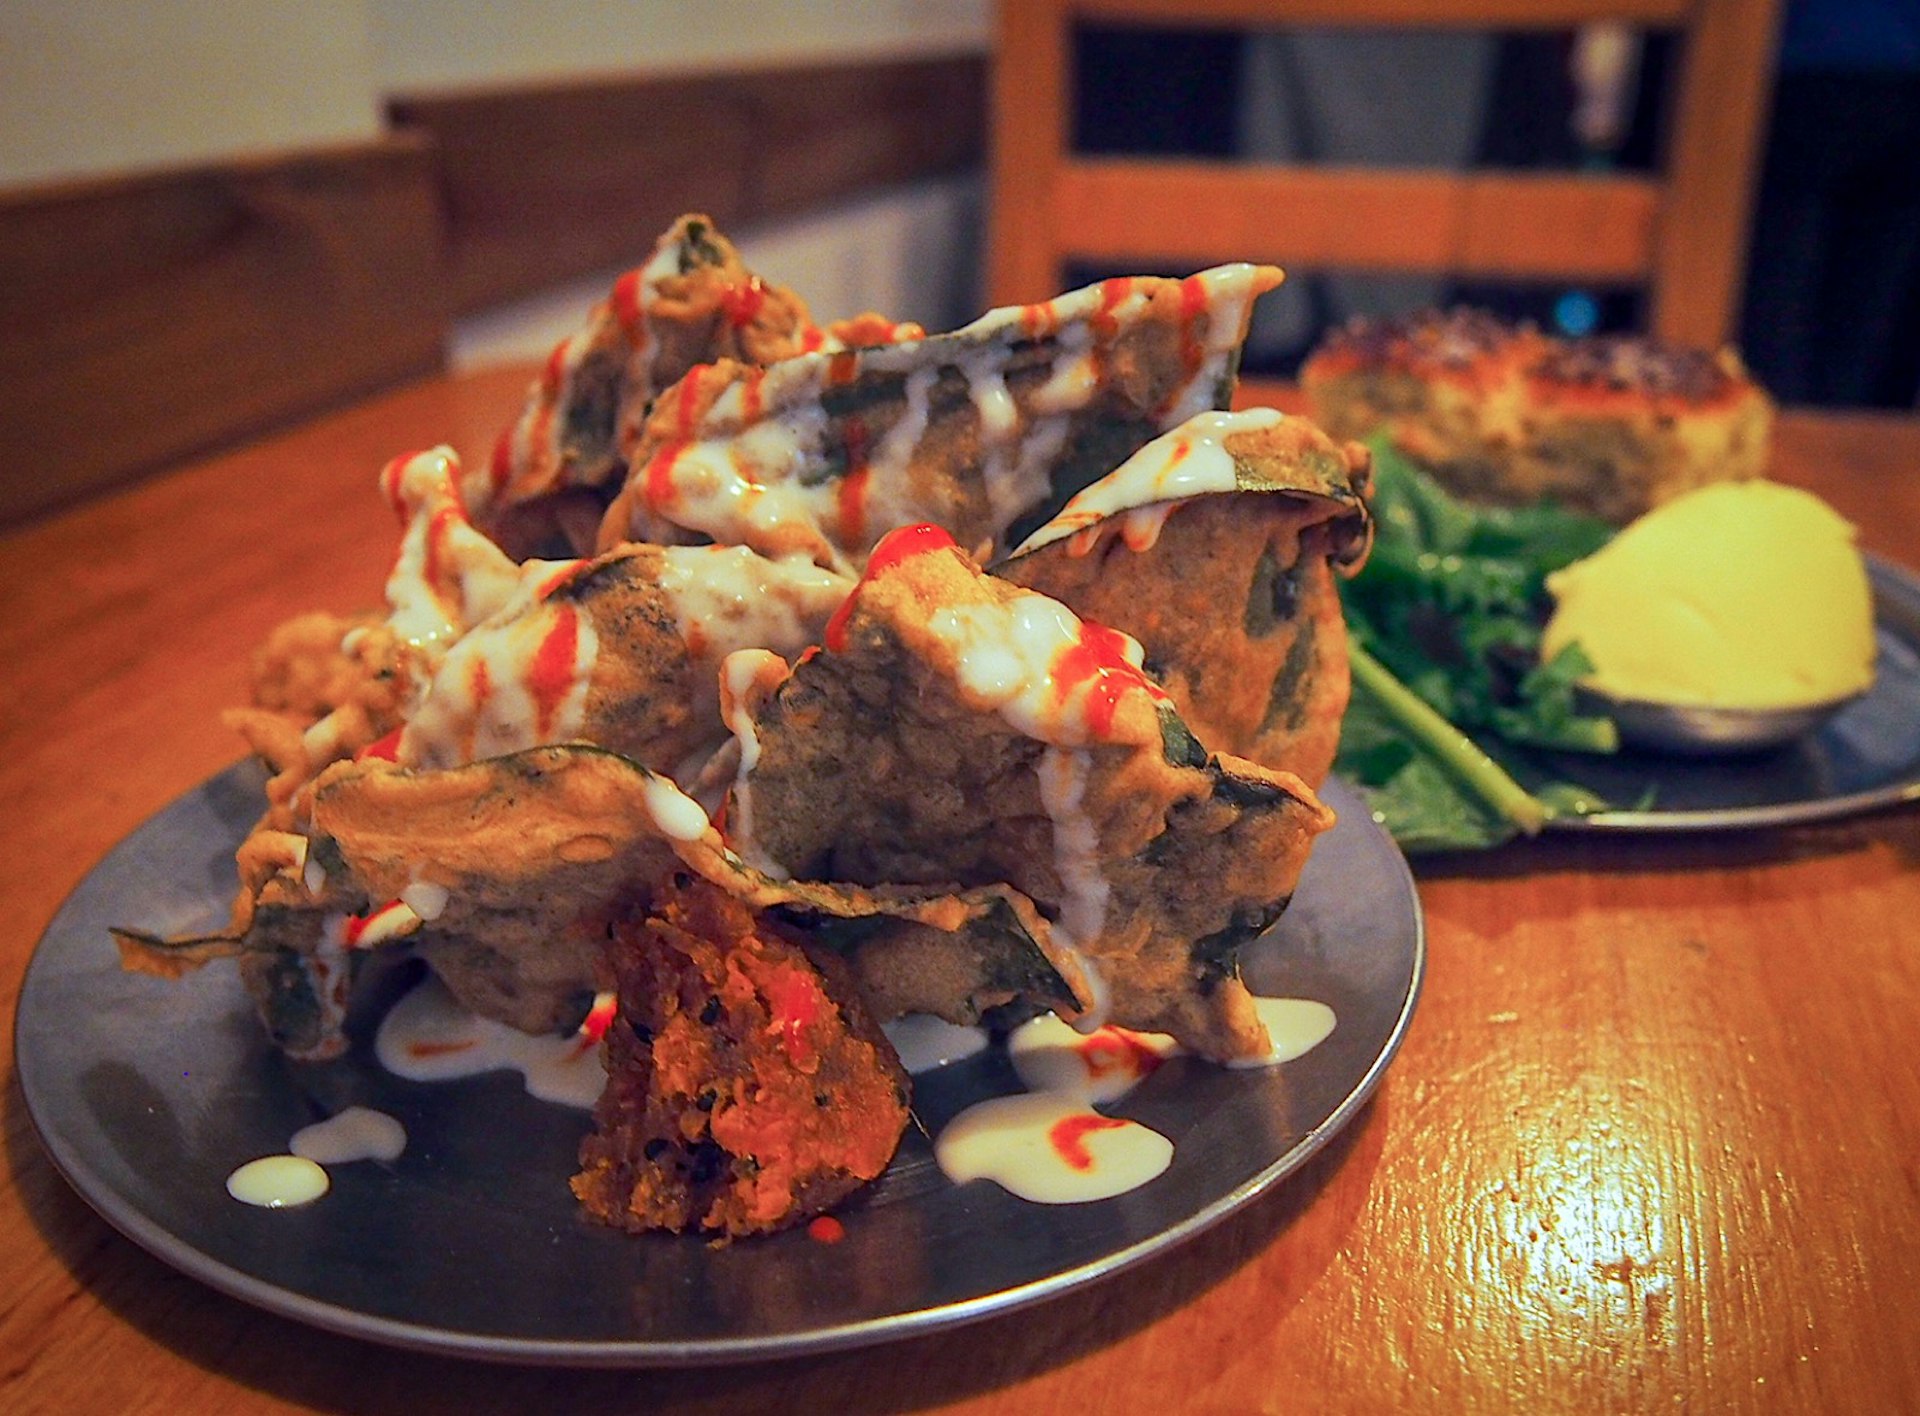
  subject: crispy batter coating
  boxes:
[729,534,1334,1060]
[995,413,1372,787]
[573,875,909,1237]
[478,215,918,557]
[598,265,1283,572]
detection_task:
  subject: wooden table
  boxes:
[4,369,1918,1413]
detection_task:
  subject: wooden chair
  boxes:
[988,0,1782,373]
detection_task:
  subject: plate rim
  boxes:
[15,770,1424,1368]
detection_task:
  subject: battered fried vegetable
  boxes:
[598,264,1283,573]
[725,526,1335,1060]
[573,875,910,1237]
[995,408,1373,786]
[474,214,921,557]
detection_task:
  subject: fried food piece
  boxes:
[726,526,1335,1061]
[472,214,920,557]
[994,407,1373,787]
[394,540,849,779]
[598,264,1284,573]
[247,609,384,721]
[1301,307,1773,523]
[117,744,1092,1059]
[573,875,909,1237]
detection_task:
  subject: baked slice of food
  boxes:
[1301,307,1773,523]
[573,874,909,1237]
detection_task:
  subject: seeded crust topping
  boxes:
[1319,307,1531,372]
[1531,336,1739,402]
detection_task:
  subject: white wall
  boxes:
[0,1,990,183]
[372,0,988,92]
[0,1,384,187]
[0,1,992,361]
[449,177,984,373]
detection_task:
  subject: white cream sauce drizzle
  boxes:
[226,1105,408,1209]
[656,545,850,659]
[291,1106,408,1165]
[226,1155,329,1208]
[882,1015,991,1073]
[1011,406,1285,558]
[382,447,525,652]
[622,265,1273,569]
[921,589,1159,1011]
[934,1094,1172,1204]
[931,592,1153,746]
[1233,997,1339,1068]
[374,973,607,1109]
[396,561,601,770]
[932,994,1336,1205]
[1035,747,1113,1031]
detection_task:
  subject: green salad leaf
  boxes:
[1336,438,1623,851]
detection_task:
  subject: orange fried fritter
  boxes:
[574,876,909,1237]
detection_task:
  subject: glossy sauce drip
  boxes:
[1012,407,1285,558]
[1034,746,1112,1027]
[397,558,601,770]
[374,973,608,1109]
[290,1106,408,1165]
[718,648,787,860]
[1233,997,1338,1068]
[226,1107,409,1211]
[381,447,524,653]
[929,589,1166,745]
[824,522,958,652]
[934,1093,1171,1204]
[932,998,1334,1204]
[226,1155,329,1208]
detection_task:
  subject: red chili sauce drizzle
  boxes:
[1088,277,1133,387]
[1155,274,1210,418]
[526,606,581,740]
[837,414,871,548]
[461,658,495,762]
[807,1215,846,1244]
[642,370,711,514]
[342,901,403,948]
[763,968,824,1068]
[568,993,620,1058]
[740,366,767,424]
[722,275,767,329]
[1051,620,1168,738]
[823,523,958,652]
[1048,1114,1129,1172]
[1074,1027,1167,1084]
[487,427,515,499]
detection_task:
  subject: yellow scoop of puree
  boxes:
[1542,480,1875,709]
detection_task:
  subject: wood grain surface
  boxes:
[0,135,448,530]
[3,368,1919,1414]
[390,54,987,317]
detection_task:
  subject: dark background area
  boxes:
[1071,8,1920,409]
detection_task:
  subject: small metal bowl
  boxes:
[1575,684,1866,757]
